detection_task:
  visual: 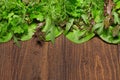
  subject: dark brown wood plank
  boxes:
[0,41,14,80]
[64,37,119,80]
[47,35,66,80]
[15,39,49,80]
[117,44,120,80]
[0,36,119,80]
[0,38,49,80]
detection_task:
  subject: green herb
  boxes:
[0,0,120,44]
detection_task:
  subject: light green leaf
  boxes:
[113,12,120,24]
[81,14,88,24]
[30,12,44,21]
[65,28,95,44]
[42,17,51,32]
[0,33,13,43]
[99,26,120,44]
[45,25,63,43]
[21,23,37,41]
[64,18,74,34]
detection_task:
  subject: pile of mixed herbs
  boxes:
[0,0,120,44]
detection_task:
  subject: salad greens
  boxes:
[0,0,120,44]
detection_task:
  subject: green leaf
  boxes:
[81,14,89,24]
[65,26,95,44]
[0,33,13,43]
[92,22,104,34]
[64,18,74,34]
[21,23,37,41]
[115,1,120,9]
[113,12,120,24]
[13,36,20,47]
[42,17,51,32]
[45,26,63,41]
[99,26,120,44]
[30,12,44,21]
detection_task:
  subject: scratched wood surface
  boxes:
[0,35,119,80]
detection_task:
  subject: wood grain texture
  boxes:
[0,36,119,80]
[117,44,120,80]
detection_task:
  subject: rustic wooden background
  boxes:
[0,36,119,80]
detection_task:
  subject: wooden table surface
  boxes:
[0,36,119,80]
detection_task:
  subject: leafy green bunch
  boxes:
[0,0,120,44]
[0,0,38,44]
